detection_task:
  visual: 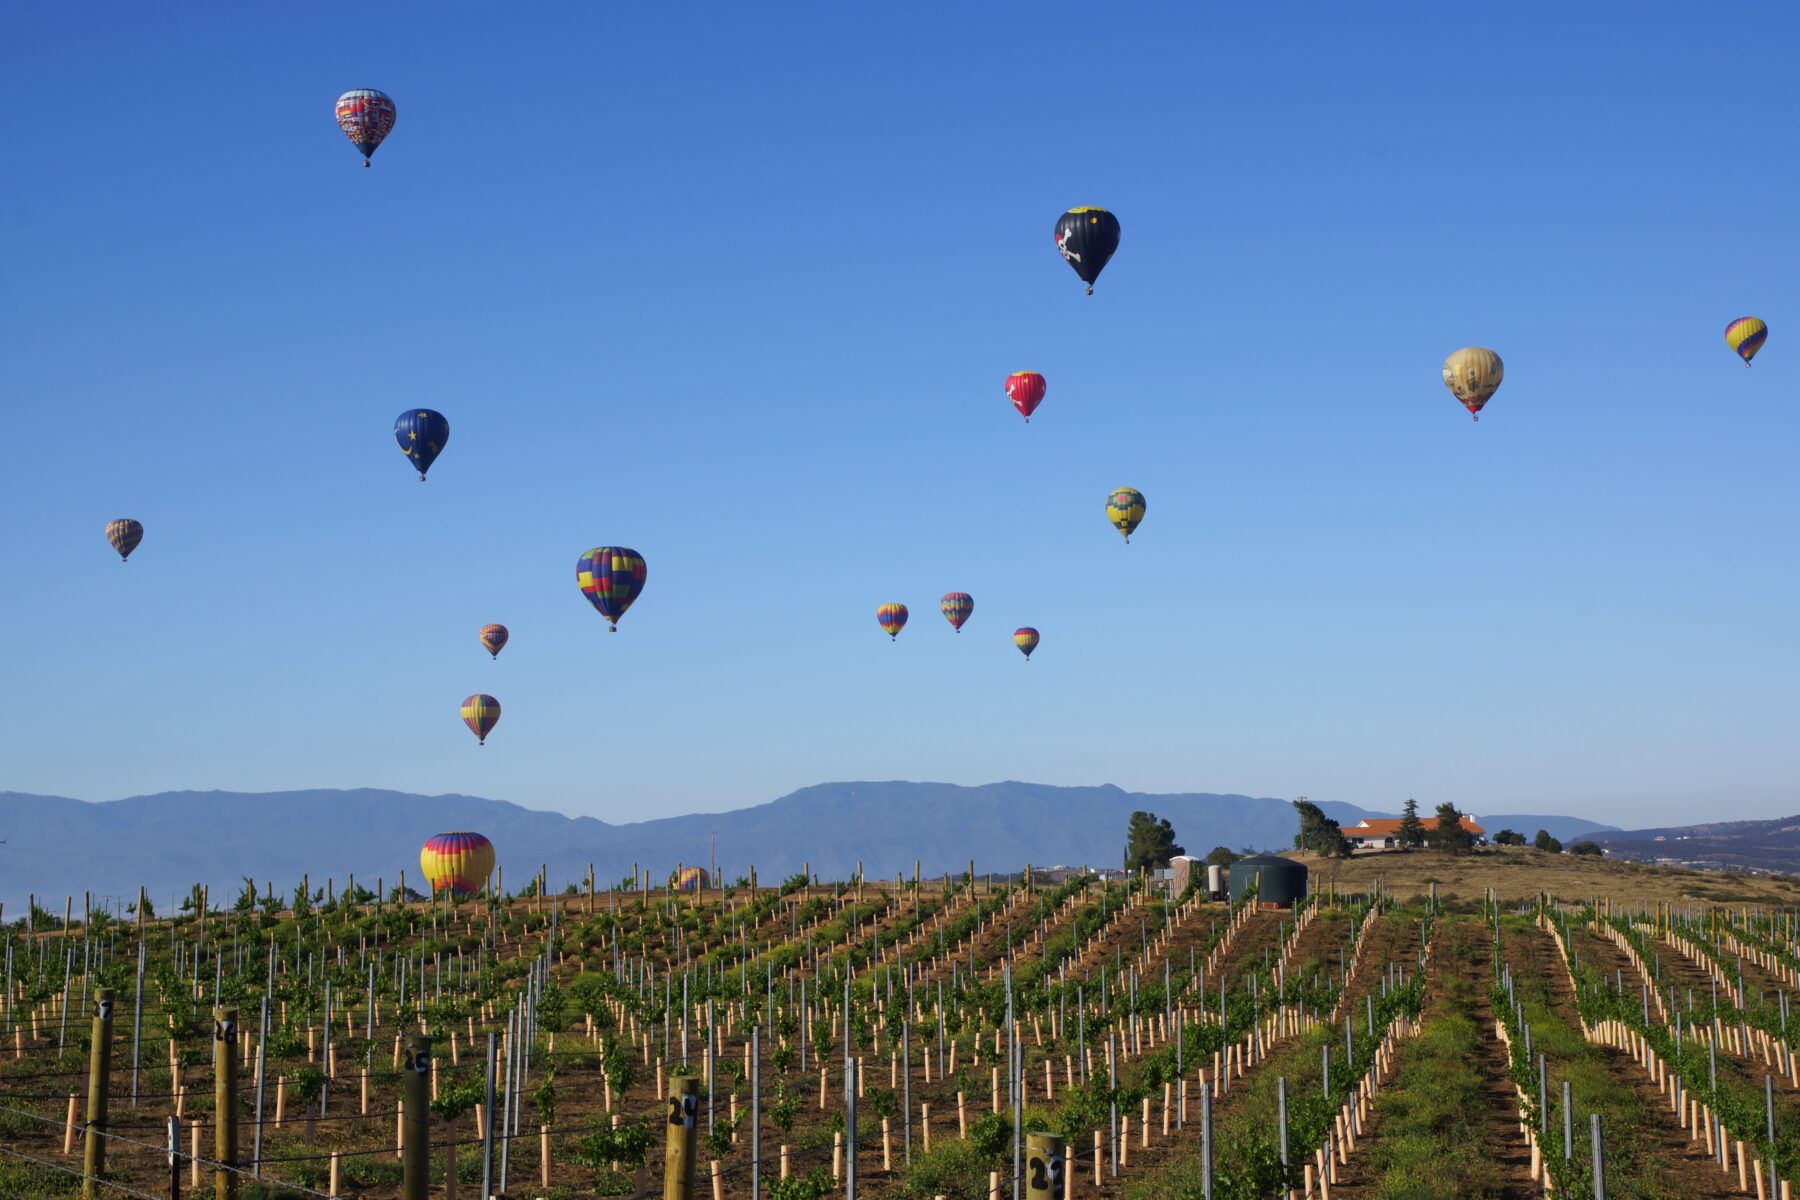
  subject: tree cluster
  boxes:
[1123,810,1183,871]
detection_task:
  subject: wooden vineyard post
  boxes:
[81,988,114,1199]
[665,1075,700,1200]
[213,1007,239,1200]
[401,1035,431,1200]
[1025,1133,1065,1199]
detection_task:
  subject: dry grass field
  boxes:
[1290,843,1800,907]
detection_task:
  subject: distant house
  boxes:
[1344,816,1486,853]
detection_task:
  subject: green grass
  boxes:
[1361,977,1510,1200]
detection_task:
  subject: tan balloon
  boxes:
[1441,347,1504,422]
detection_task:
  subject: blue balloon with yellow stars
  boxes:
[394,409,450,480]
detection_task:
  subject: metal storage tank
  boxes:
[1205,864,1226,898]
[1228,854,1308,906]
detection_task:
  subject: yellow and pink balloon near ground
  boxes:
[420,832,495,898]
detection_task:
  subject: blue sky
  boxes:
[4,5,1797,829]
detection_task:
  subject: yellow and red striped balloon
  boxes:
[461,694,500,744]
[877,603,908,640]
[420,832,495,898]
[670,865,709,891]
[940,593,973,632]
[1725,317,1768,366]
[1013,627,1040,660]
[105,519,143,562]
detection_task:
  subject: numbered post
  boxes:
[664,1075,701,1200]
[401,1035,431,1200]
[1025,1133,1065,1200]
[213,1007,239,1200]
[82,988,115,1200]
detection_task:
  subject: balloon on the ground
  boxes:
[1013,627,1040,659]
[336,89,396,166]
[479,624,509,659]
[394,409,450,480]
[461,694,500,744]
[670,865,709,891]
[1725,317,1768,366]
[420,831,495,897]
[1054,207,1120,294]
[1106,487,1146,543]
[1005,372,1046,422]
[940,593,973,632]
[1441,348,1504,421]
[576,547,648,631]
[105,519,143,562]
[877,603,908,640]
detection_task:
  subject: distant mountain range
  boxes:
[0,782,1616,912]
[1593,816,1800,875]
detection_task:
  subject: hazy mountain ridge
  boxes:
[0,782,1615,910]
[1594,813,1800,874]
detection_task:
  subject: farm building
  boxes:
[1343,815,1486,853]
[1228,854,1307,907]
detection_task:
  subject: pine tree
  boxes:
[1428,801,1475,854]
[1397,797,1426,849]
[1124,811,1183,871]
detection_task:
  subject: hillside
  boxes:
[1297,844,1800,906]
[1591,813,1800,874]
[0,781,1384,909]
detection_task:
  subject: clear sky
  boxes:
[4,5,1797,830]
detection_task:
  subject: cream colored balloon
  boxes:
[1442,348,1503,422]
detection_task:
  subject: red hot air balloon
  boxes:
[479,624,509,659]
[1004,372,1046,423]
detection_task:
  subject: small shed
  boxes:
[1228,854,1308,907]
[1167,855,1201,898]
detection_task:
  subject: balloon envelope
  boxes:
[940,593,973,631]
[420,832,495,897]
[336,89,396,163]
[105,519,143,562]
[1013,627,1040,659]
[1054,207,1121,293]
[576,547,648,630]
[877,603,909,639]
[1005,372,1046,422]
[670,865,709,891]
[1441,348,1504,421]
[394,409,450,479]
[479,624,509,659]
[1106,488,1146,543]
[1725,317,1768,365]
[461,694,500,744]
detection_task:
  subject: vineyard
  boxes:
[5,869,1800,1199]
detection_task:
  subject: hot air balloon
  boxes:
[335,89,396,166]
[1726,317,1768,366]
[1106,488,1145,543]
[105,519,143,563]
[1054,207,1121,294]
[394,410,449,480]
[479,624,509,659]
[1441,348,1504,422]
[420,831,496,898]
[940,593,973,632]
[877,603,908,640]
[670,865,709,892]
[461,694,500,745]
[576,547,647,631]
[1013,627,1040,660]
[1005,372,1047,423]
